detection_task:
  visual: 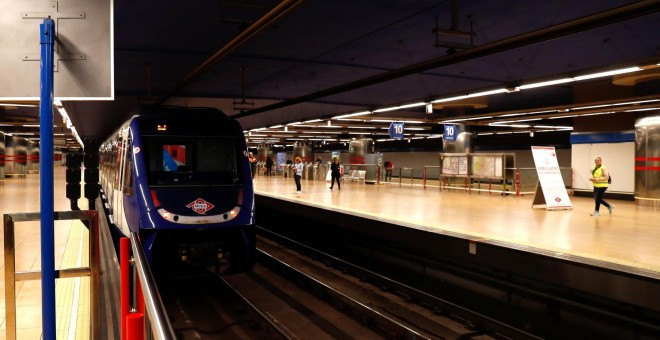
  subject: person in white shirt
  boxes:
[294,157,304,193]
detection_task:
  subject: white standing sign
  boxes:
[531,146,572,210]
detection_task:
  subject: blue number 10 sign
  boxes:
[444,124,457,141]
[389,122,405,139]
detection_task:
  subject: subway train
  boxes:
[99,106,256,273]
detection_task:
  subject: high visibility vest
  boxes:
[592,166,609,188]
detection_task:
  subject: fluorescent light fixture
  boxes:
[442,116,493,123]
[477,132,494,136]
[289,124,321,128]
[398,102,426,109]
[369,119,425,124]
[428,134,443,139]
[533,125,573,129]
[335,118,364,122]
[250,127,266,131]
[617,99,660,106]
[405,127,427,131]
[573,66,640,81]
[519,78,573,89]
[432,95,468,103]
[11,132,34,135]
[572,104,610,110]
[581,112,613,117]
[548,114,578,119]
[635,116,660,127]
[268,125,283,129]
[347,126,376,129]
[498,109,557,117]
[512,118,543,123]
[287,121,302,125]
[625,107,660,112]
[310,131,342,134]
[0,103,37,107]
[303,119,322,123]
[373,106,402,113]
[334,111,371,119]
[467,88,507,97]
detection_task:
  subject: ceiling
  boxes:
[1,0,659,150]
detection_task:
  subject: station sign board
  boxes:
[444,124,457,141]
[389,122,404,139]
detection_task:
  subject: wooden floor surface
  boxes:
[254,175,660,274]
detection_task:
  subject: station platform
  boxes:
[0,167,119,339]
[253,175,660,274]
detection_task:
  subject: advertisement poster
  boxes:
[531,146,572,210]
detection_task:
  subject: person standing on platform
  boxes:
[589,156,613,216]
[329,157,341,191]
[248,152,256,179]
[384,160,393,182]
[265,156,274,176]
[294,157,303,193]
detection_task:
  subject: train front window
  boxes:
[143,136,241,186]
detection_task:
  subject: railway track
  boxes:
[155,232,537,339]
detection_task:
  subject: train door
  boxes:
[122,134,139,230]
[115,128,130,235]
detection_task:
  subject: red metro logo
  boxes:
[186,198,215,215]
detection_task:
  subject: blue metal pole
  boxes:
[39,18,56,340]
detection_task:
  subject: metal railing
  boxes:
[122,233,176,340]
[3,210,100,339]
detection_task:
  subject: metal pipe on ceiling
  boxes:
[154,0,304,107]
[232,0,660,119]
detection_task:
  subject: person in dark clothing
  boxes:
[329,157,341,191]
[265,156,274,176]
[384,160,393,182]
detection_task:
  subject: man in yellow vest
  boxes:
[588,156,614,216]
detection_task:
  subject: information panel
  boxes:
[531,146,572,210]
[441,156,468,175]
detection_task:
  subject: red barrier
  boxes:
[120,237,130,340]
[515,168,521,198]
[126,313,144,340]
[423,167,427,189]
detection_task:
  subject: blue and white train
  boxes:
[99,106,255,273]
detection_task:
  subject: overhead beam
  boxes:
[154,0,304,106]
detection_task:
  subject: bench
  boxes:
[344,170,366,183]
